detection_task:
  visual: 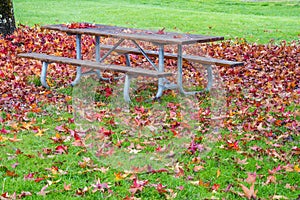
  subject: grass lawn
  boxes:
[14,0,300,43]
[0,0,299,199]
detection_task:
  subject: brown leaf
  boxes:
[265,175,276,185]
[193,165,204,172]
[37,184,50,196]
[239,183,258,199]
[6,170,18,177]
[245,172,257,184]
[236,158,248,165]
[271,195,289,200]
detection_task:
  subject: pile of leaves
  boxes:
[0,25,299,199]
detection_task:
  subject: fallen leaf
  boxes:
[239,183,258,200]
[37,184,50,196]
[245,172,256,184]
[272,195,289,200]
[193,165,204,172]
[265,175,276,185]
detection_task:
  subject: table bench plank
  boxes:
[100,45,244,67]
[18,53,173,78]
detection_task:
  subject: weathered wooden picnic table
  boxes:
[19,23,243,102]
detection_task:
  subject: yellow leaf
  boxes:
[114,172,128,181]
[0,136,7,142]
[22,122,33,130]
[294,165,300,172]
[35,128,47,137]
[217,169,221,178]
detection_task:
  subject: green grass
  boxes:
[0,88,299,199]
[13,0,300,43]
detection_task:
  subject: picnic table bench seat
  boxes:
[18,52,173,102]
[100,45,244,67]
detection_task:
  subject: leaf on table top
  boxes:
[156,28,165,35]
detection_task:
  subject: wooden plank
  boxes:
[100,45,244,67]
[18,53,173,78]
[42,24,224,45]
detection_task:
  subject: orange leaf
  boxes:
[294,165,300,172]
[64,183,71,191]
[199,179,210,188]
[212,183,220,191]
[6,170,18,177]
[8,134,21,142]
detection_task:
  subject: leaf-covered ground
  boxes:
[0,25,299,199]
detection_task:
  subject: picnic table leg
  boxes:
[177,45,213,95]
[92,36,113,80]
[40,61,49,88]
[155,44,165,98]
[177,44,186,94]
[123,74,132,103]
[205,64,213,91]
[71,34,82,86]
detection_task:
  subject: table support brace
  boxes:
[131,40,158,71]
[99,38,125,63]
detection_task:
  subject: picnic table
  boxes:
[19,23,243,102]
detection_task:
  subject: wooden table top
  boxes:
[42,24,224,45]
